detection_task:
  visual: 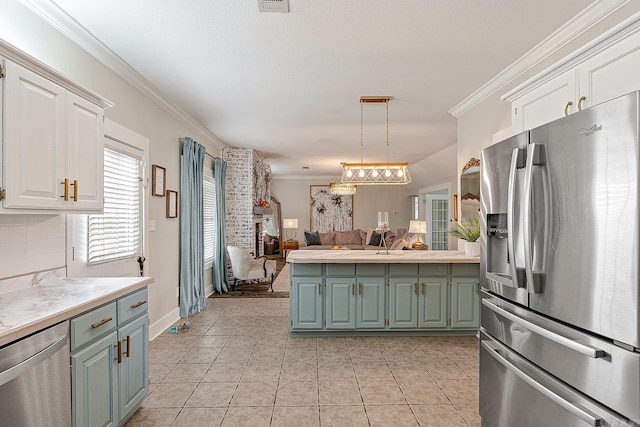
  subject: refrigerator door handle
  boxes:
[481,340,607,427]
[523,142,546,294]
[507,147,524,288]
[482,299,606,359]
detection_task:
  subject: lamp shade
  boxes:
[283,218,298,229]
[409,220,427,234]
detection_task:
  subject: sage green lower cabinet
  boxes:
[291,278,323,329]
[71,331,119,427]
[356,278,385,329]
[418,278,448,328]
[450,277,480,328]
[388,278,419,328]
[71,288,149,427]
[325,278,356,329]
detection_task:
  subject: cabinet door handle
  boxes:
[422,283,425,295]
[124,335,131,358]
[577,96,587,111]
[318,283,321,295]
[131,300,147,309]
[564,101,573,116]
[116,341,122,364]
[352,283,355,295]
[91,317,113,329]
[71,179,78,202]
[414,283,418,295]
[60,178,69,201]
[359,283,362,295]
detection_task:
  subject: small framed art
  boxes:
[152,165,166,196]
[166,190,178,218]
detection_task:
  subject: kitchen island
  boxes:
[287,250,479,336]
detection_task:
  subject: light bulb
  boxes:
[346,169,353,178]
[358,169,365,178]
[397,169,404,177]
[372,170,379,177]
[385,169,391,177]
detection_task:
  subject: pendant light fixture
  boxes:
[340,96,411,185]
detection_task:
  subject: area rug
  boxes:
[210,260,289,298]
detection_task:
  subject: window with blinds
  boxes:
[203,171,216,266]
[88,147,141,264]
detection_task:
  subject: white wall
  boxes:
[0,0,224,336]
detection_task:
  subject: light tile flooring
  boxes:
[125,298,480,427]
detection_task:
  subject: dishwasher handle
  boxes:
[0,334,67,387]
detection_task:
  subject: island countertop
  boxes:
[287,250,480,264]
[0,276,153,347]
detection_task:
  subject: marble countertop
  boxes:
[287,250,480,264]
[0,276,153,347]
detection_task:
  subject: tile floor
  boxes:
[125,298,480,427]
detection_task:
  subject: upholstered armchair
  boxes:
[227,246,277,294]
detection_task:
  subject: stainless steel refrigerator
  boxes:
[480,91,640,426]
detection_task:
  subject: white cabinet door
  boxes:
[511,70,577,133]
[578,30,640,109]
[3,60,66,209]
[67,92,104,210]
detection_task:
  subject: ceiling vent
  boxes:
[258,0,289,13]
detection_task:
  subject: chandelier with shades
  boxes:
[340,96,411,186]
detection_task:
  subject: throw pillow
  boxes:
[318,232,336,245]
[366,228,375,247]
[390,237,407,250]
[368,230,385,246]
[304,231,322,246]
[359,229,367,245]
[335,230,362,246]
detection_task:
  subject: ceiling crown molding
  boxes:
[18,0,226,151]
[448,0,630,118]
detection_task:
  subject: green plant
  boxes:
[449,217,480,242]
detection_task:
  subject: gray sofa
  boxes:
[299,229,406,250]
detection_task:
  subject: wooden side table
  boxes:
[283,240,299,261]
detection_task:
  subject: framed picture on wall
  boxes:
[152,165,166,197]
[310,185,353,232]
[166,190,178,218]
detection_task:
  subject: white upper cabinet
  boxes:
[505,18,640,133]
[0,43,111,213]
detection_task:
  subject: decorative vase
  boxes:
[464,241,480,257]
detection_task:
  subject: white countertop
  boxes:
[287,250,480,264]
[0,276,153,347]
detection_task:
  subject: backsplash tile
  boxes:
[0,267,66,295]
[0,214,66,280]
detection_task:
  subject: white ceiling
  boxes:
[31,0,594,178]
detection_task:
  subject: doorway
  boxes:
[419,184,451,250]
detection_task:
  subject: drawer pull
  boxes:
[91,317,113,329]
[131,300,147,309]
[124,335,131,358]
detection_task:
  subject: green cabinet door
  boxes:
[325,278,356,329]
[450,278,480,328]
[356,278,385,329]
[118,314,149,422]
[388,278,418,328]
[72,331,118,427]
[418,278,448,328]
[291,278,323,329]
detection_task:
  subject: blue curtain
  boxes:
[179,137,206,317]
[212,157,229,294]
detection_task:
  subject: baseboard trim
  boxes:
[149,307,180,341]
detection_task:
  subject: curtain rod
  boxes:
[179,137,217,160]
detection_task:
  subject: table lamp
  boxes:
[283,218,298,241]
[409,220,427,248]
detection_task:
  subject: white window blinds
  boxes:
[88,147,141,264]
[203,170,216,265]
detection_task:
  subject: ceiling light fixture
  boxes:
[329,182,357,195]
[341,96,411,186]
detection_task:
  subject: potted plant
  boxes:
[449,216,480,256]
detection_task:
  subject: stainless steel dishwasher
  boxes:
[0,320,71,426]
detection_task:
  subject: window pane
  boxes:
[88,148,141,264]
